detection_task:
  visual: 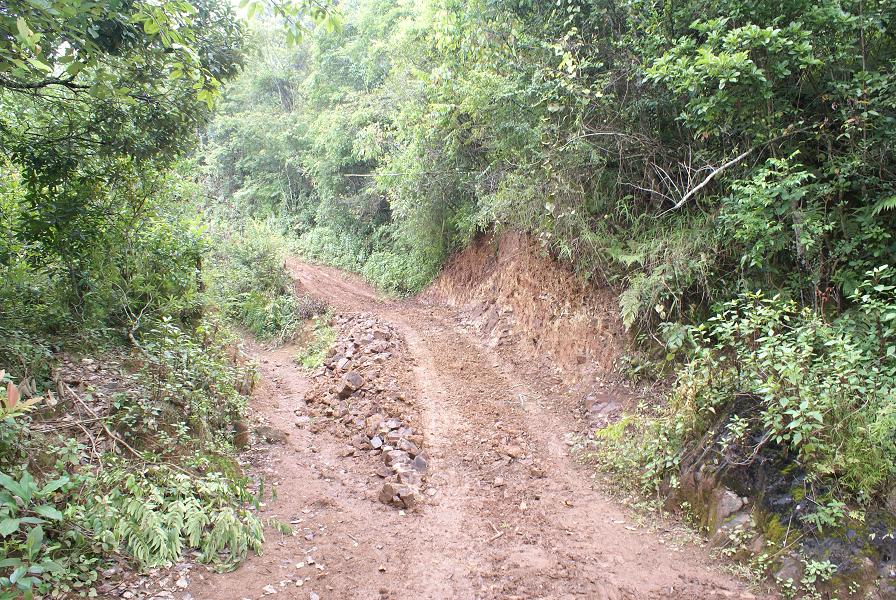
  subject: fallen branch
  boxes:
[658,127,806,215]
[62,382,145,461]
[487,521,505,542]
[659,146,756,215]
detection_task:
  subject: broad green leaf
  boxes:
[0,518,20,536]
[33,505,62,521]
[0,558,23,568]
[9,565,26,584]
[25,525,44,560]
[39,476,69,495]
[15,17,33,42]
[26,56,53,72]
[0,472,28,502]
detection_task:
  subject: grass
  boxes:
[294,313,335,369]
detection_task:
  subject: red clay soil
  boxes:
[423,231,625,378]
[180,253,763,600]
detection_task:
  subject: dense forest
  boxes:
[1,0,895,596]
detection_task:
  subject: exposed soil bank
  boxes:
[423,231,625,379]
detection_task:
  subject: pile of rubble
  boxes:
[299,313,427,509]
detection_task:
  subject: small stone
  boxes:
[500,444,525,459]
[378,482,419,508]
[397,486,418,508]
[263,584,278,595]
[370,436,383,449]
[175,577,189,589]
[494,477,505,487]
[345,371,364,388]
[397,439,420,456]
[384,450,411,466]
[395,467,422,486]
[715,489,744,522]
[255,426,289,444]
[775,554,803,584]
[411,454,429,473]
[352,433,372,450]
[365,414,384,435]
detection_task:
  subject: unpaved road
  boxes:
[187,260,760,600]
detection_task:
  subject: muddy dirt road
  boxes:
[187,260,759,600]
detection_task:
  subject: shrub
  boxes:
[596,265,896,513]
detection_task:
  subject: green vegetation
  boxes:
[0,0,334,596]
[205,218,328,343]
[295,314,336,369]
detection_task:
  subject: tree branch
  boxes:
[0,75,89,91]
[658,127,806,216]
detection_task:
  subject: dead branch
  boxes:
[62,382,145,461]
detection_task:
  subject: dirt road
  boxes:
[187,260,759,600]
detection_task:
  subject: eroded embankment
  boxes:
[423,231,625,378]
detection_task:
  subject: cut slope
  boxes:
[423,230,625,378]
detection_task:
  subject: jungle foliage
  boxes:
[0,0,333,596]
[1,0,895,593]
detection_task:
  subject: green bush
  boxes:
[295,314,336,369]
[207,219,326,342]
[596,265,896,517]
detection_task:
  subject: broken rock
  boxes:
[411,453,429,473]
[384,450,411,466]
[378,482,419,508]
[337,371,366,398]
[255,426,289,445]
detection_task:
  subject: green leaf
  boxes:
[33,505,62,521]
[9,565,26,584]
[38,476,69,496]
[871,195,896,216]
[0,518,21,536]
[0,472,29,503]
[26,56,53,72]
[0,557,23,568]
[25,525,44,560]
[16,17,33,42]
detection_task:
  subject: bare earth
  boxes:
[186,260,761,600]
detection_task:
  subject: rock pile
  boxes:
[299,313,427,508]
